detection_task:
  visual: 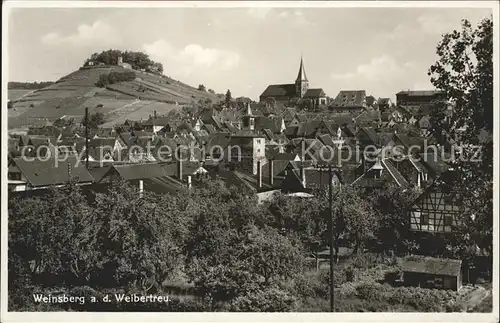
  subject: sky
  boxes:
[7,5,492,101]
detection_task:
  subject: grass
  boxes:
[470,293,493,312]
[100,101,181,126]
[8,89,33,101]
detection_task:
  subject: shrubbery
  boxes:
[356,282,383,301]
[291,271,459,313]
[229,287,296,312]
[349,253,385,269]
[292,271,328,299]
[8,81,54,90]
[96,71,136,87]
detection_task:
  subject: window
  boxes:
[257,149,261,153]
[420,213,429,225]
[444,215,453,226]
[256,139,261,144]
[9,172,21,181]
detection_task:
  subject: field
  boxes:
[8,89,33,101]
[8,66,221,129]
[100,101,182,126]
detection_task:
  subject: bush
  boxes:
[344,266,357,282]
[292,272,328,299]
[321,268,347,288]
[96,71,136,87]
[229,287,296,312]
[384,286,455,312]
[356,282,384,301]
[445,300,465,312]
[350,253,384,269]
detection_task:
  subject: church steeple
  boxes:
[295,56,309,98]
[296,56,308,83]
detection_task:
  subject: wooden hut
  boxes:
[400,256,462,291]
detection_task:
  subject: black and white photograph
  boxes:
[1,1,498,321]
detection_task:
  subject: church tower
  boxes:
[295,56,309,98]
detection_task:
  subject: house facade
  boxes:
[396,90,445,110]
[328,90,367,114]
[409,186,461,233]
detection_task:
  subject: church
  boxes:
[259,57,327,106]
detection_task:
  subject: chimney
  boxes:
[187,175,192,189]
[177,144,183,181]
[154,110,157,119]
[269,159,274,186]
[300,164,306,188]
[139,179,144,198]
[257,160,262,189]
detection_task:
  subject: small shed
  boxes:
[400,256,462,291]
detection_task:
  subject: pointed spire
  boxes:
[296,56,308,82]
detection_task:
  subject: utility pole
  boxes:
[85,107,89,169]
[328,164,334,312]
[318,163,340,313]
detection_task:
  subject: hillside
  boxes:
[8,66,222,129]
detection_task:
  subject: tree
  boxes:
[76,181,187,290]
[198,84,206,92]
[149,62,163,74]
[225,89,232,108]
[235,97,253,104]
[322,185,376,255]
[208,89,215,94]
[428,17,493,257]
[82,49,162,71]
[184,180,304,308]
[8,180,92,288]
[265,193,326,270]
[82,112,105,129]
[242,225,305,284]
[368,182,420,255]
[8,180,189,299]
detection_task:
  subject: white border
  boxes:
[2,1,499,323]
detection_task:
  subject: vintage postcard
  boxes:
[1,1,498,322]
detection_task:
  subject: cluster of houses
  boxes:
[8,57,477,291]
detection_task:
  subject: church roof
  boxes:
[303,88,325,98]
[296,57,308,82]
[260,84,297,99]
